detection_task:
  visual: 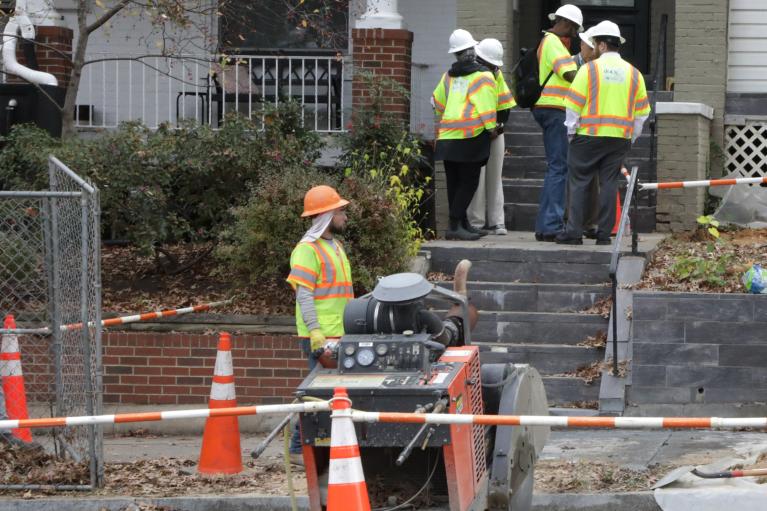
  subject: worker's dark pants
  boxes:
[444,160,485,223]
[289,338,317,454]
[564,135,631,239]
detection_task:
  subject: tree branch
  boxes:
[86,0,131,35]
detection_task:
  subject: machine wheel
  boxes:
[485,364,549,511]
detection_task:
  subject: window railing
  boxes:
[74,54,347,132]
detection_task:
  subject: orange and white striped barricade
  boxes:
[0,315,32,442]
[640,175,767,191]
[327,387,370,511]
[198,332,243,475]
[0,401,330,431]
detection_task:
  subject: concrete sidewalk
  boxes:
[3,428,765,511]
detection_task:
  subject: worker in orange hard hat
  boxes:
[285,185,353,465]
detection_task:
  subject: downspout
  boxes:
[3,18,58,86]
[2,0,63,87]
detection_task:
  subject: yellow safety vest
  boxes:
[496,71,516,111]
[286,238,354,338]
[565,54,651,139]
[535,32,578,109]
[432,70,498,140]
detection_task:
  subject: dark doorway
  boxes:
[542,0,650,73]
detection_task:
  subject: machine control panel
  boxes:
[338,333,433,374]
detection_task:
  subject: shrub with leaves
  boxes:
[0,102,323,258]
[671,215,733,287]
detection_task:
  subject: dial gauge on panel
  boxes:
[356,348,375,367]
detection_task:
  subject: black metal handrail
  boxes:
[608,165,639,376]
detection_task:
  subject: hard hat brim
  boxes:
[579,32,595,49]
[590,33,627,45]
[448,40,478,54]
[301,198,349,217]
[475,49,503,67]
[548,12,584,32]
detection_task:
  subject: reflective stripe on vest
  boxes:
[576,58,640,139]
[434,71,497,140]
[293,238,353,338]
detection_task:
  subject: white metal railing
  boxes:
[75,54,347,132]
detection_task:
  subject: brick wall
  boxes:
[9,26,73,88]
[655,112,710,231]
[20,331,308,407]
[352,28,414,121]
[630,292,767,406]
[673,0,728,175]
[457,0,515,74]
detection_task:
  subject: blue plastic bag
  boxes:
[742,264,767,294]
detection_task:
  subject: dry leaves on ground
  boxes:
[102,244,293,316]
[635,228,767,293]
[559,359,629,385]
[426,271,453,283]
[580,297,612,319]
[578,331,607,349]
[1,448,306,498]
[534,460,671,493]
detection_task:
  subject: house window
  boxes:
[220,0,350,53]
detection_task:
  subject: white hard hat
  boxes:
[476,38,504,67]
[589,20,626,45]
[448,29,478,54]
[548,4,584,32]
[579,27,595,49]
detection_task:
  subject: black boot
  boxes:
[446,217,480,241]
[462,217,488,236]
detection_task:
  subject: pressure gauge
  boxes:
[344,344,356,357]
[356,348,375,367]
[342,357,356,369]
[375,343,388,356]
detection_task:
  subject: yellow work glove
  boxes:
[309,329,326,352]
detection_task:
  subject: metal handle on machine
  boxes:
[395,398,448,466]
[430,285,472,345]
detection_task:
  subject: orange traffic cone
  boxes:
[612,191,627,235]
[1,315,32,442]
[327,387,370,511]
[197,332,243,474]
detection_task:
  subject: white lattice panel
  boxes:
[725,123,767,178]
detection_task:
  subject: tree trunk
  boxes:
[61,1,90,139]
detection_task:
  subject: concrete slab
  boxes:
[424,231,666,254]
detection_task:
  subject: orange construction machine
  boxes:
[295,263,549,511]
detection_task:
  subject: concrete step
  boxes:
[429,245,612,284]
[435,281,610,313]
[503,178,542,204]
[479,345,603,375]
[510,144,651,158]
[542,376,601,405]
[505,132,653,149]
[473,311,608,344]
[504,203,538,231]
[502,156,655,180]
[503,202,657,233]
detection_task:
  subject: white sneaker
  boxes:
[491,224,507,235]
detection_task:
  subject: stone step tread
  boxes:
[476,311,608,323]
[436,281,610,291]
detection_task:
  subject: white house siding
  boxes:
[728,0,767,93]
[400,0,457,139]
[55,0,217,128]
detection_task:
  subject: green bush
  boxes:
[0,103,323,254]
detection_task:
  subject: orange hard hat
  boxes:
[301,185,349,217]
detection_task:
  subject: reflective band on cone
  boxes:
[1,315,31,442]
[197,332,243,475]
[327,387,370,511]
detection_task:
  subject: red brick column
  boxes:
[9,26,73,87]
[352,28,413,123]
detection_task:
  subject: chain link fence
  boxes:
[0,156,102,489]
